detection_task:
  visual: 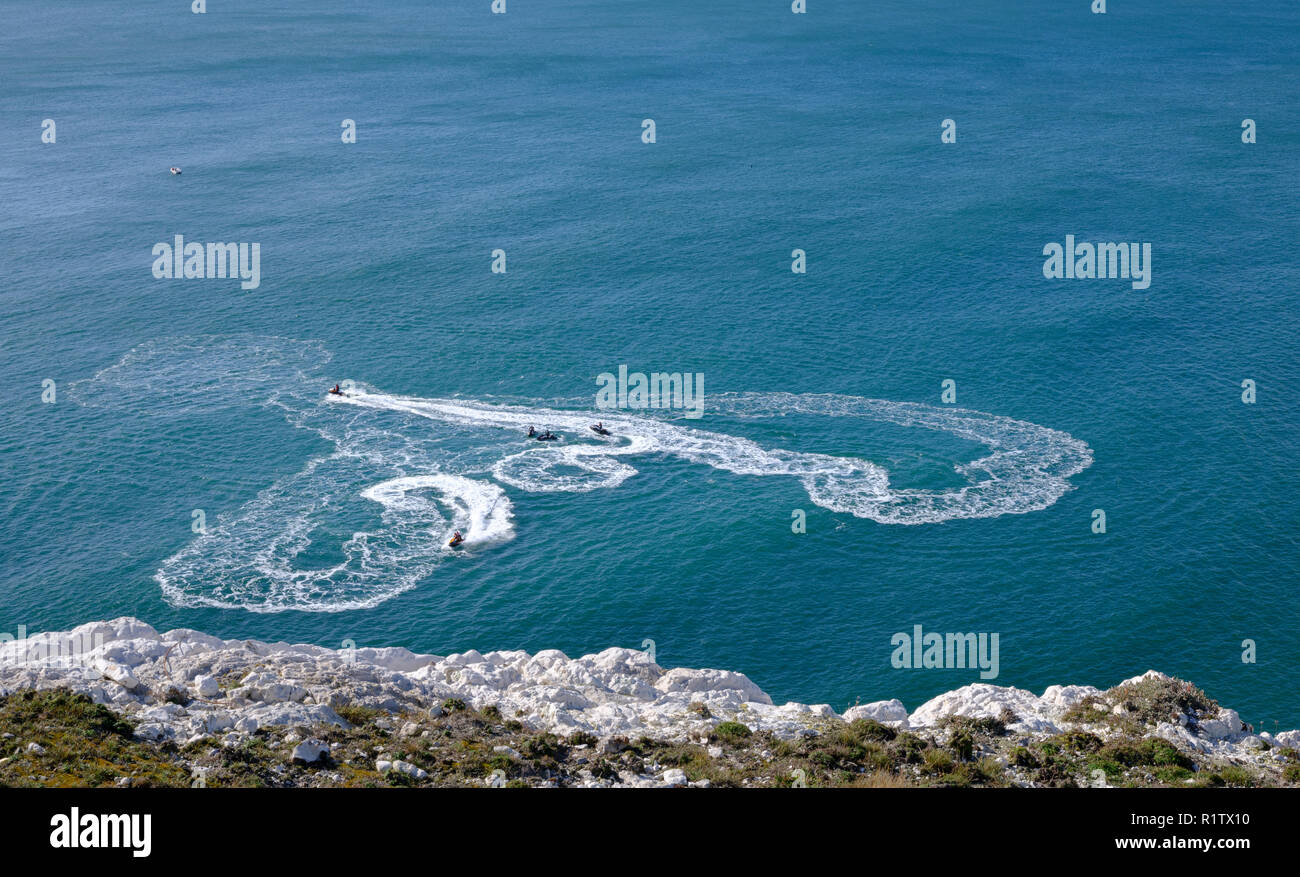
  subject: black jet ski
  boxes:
[448,532,464,548]
[536,432,558,441]
[328,384,343,396]
[589,424,611,436]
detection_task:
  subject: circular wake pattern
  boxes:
[155,463,512,612]
[79,337,1092,612]
[334,388,1093,525]
[715,392,1094,523]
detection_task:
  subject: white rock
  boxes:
[655,668,771,704]
[1152,722,1208,753]
[1,618,1294,766]
[134,724,168,742]
[92,658,139,692]
[194,675,220,698]
[390,760,427,780]
[909,683,1043,729]
[1274,730,1300,749]
[661,768,688,787]
[291,739,329,764]
[200,712,234,734]
[1039,684,1101,715]
[1199,708,1243,740]
[843,699,909,726]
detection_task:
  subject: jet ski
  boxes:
[448,532,464,548]
[328,384,343,396]
[170,167,182,175]
[536,431,558,441]
[589,424,611,436]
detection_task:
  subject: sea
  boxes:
[1,0,1297,727]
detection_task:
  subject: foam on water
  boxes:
[76,337,1093,612]
[362,474,514,546]
[334,387,1093,524]
[153,457,489,613]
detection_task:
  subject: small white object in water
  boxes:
[169,166,182,175]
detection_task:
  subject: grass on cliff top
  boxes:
[1061,676,1220,736]
[1,685,1293,788]
[0,689,191,788]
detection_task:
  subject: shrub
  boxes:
[1102,738,1192,770]
[937,763,973,787]
[922,748,955,775]
[1062,695,1111,725]
[160,686,190,706]
[335,704,386,726]
[520,733,562,761]
[971,757,1006,785]
[847,718,897,743]
[950,728,974,762]
[1138,738,1192,768]
[1216,765,1255,787]
[568,731,598,748]
[1049,730,1103,753]
[890,733,927,765]
[1153,765,1193,784]
[1111,677,1217,730]
[1009,746,1039,768]
[1086,757,1124,780]
[939,714,1008,738]
[712,721,753,743]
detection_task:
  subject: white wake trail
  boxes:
[78,338,1094,612]
[330,386,1092,524]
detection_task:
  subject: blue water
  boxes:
[2,0,1297,728]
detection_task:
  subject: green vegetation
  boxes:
[0,681,1293,788]
[1063,676,1218,736]
[711,721,753,743]
[0,690,189,788]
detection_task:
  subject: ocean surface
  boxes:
[2,1,1297,726]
